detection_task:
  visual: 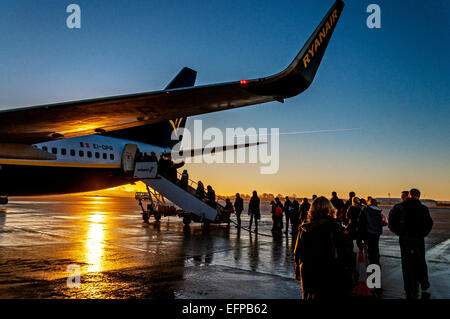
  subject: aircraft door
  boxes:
[121,143,138,173]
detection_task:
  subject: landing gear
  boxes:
[142,211,150,223]
[0,196,7,205]
[154,212,162,222]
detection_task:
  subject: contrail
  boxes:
[234,127,362,138]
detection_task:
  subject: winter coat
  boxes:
[294,216,354,299]
[389,198,433,239]
[249,196,260,219]
[234,197,244,213]
[361,205,383,236]
[299,202,311,222]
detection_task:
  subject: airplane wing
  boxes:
[0,0,344,145]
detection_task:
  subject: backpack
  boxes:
[275,206,283,216]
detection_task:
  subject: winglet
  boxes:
[290,0,344,83]
[244,0,344,98]
[165,67,197,89]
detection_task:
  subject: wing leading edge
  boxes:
[0,0,344,144]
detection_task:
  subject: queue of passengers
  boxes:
[221,189,433,300]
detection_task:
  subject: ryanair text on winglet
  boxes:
[302,9,339,69]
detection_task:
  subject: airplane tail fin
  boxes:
[291,0,345,84]
[104,67,196,149]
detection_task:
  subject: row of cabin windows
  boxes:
[41,146,114,160]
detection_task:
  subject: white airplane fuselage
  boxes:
[0,135,167,196]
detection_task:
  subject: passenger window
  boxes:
[61,148,67,155]
[79,142,84,147]
[87,151,92,158]
[103,153,107,160]
[79,150,84,157]
[52,147,57,154]
[110,154,114,160]
[42,146,48,151]
[95,152,100,159]
[70,149,75,156]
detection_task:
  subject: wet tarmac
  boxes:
[0,196,448,299]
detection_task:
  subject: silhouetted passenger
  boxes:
[400,190,409,202]
[206,185,216,209]
[248,191,260,231]
[299,198,310,224]
[158,155,170,177]
[180,170,189,190]
[234,193,244,227]
[167,162,177,183]
[196,181,205,200]
[284,196,293,234]
[330,191,345,223]
[359,198,384,266]
[275,197,284,231]
[149,151,158,162]
[224,198,234,227]
[312,194,317,201]
[270,200,277,231]
[135,151,143,162]
[345,197,362,242]
[360,198,367,207]
[167,160,185,183]
[389,188,433,299]
[291,198,300,233]
[343,191,356,224]
[294,196,354,299]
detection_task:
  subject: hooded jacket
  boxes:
[361,205,383,236]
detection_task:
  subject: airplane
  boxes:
[0,0,344,206]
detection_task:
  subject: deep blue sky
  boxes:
[0,0,449,199]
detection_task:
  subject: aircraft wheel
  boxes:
[183,216,191,225]
[154,212,162,222]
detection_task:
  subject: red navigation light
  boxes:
[240,80,250,85]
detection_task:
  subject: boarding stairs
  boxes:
[133,162,229,223]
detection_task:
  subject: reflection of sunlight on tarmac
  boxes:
[85,211,106,273]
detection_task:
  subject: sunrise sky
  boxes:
[0,0,449,200]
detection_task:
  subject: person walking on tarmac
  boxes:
[248,191,260,232]
[294,196,354,299]
[234,193,244,227]
[274,198,284,233]
[330,191,345,224]
[206,185,216,209]
[299,198,311,224]
[389,188,433,299]
[359,198,385,266]
[270,200,277,232]
[343,192,356,224]
[224,198,234,227]
[345,197,363,249]
[291,198,300,234]
[284,196,293,234]
[275,197,284,230]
